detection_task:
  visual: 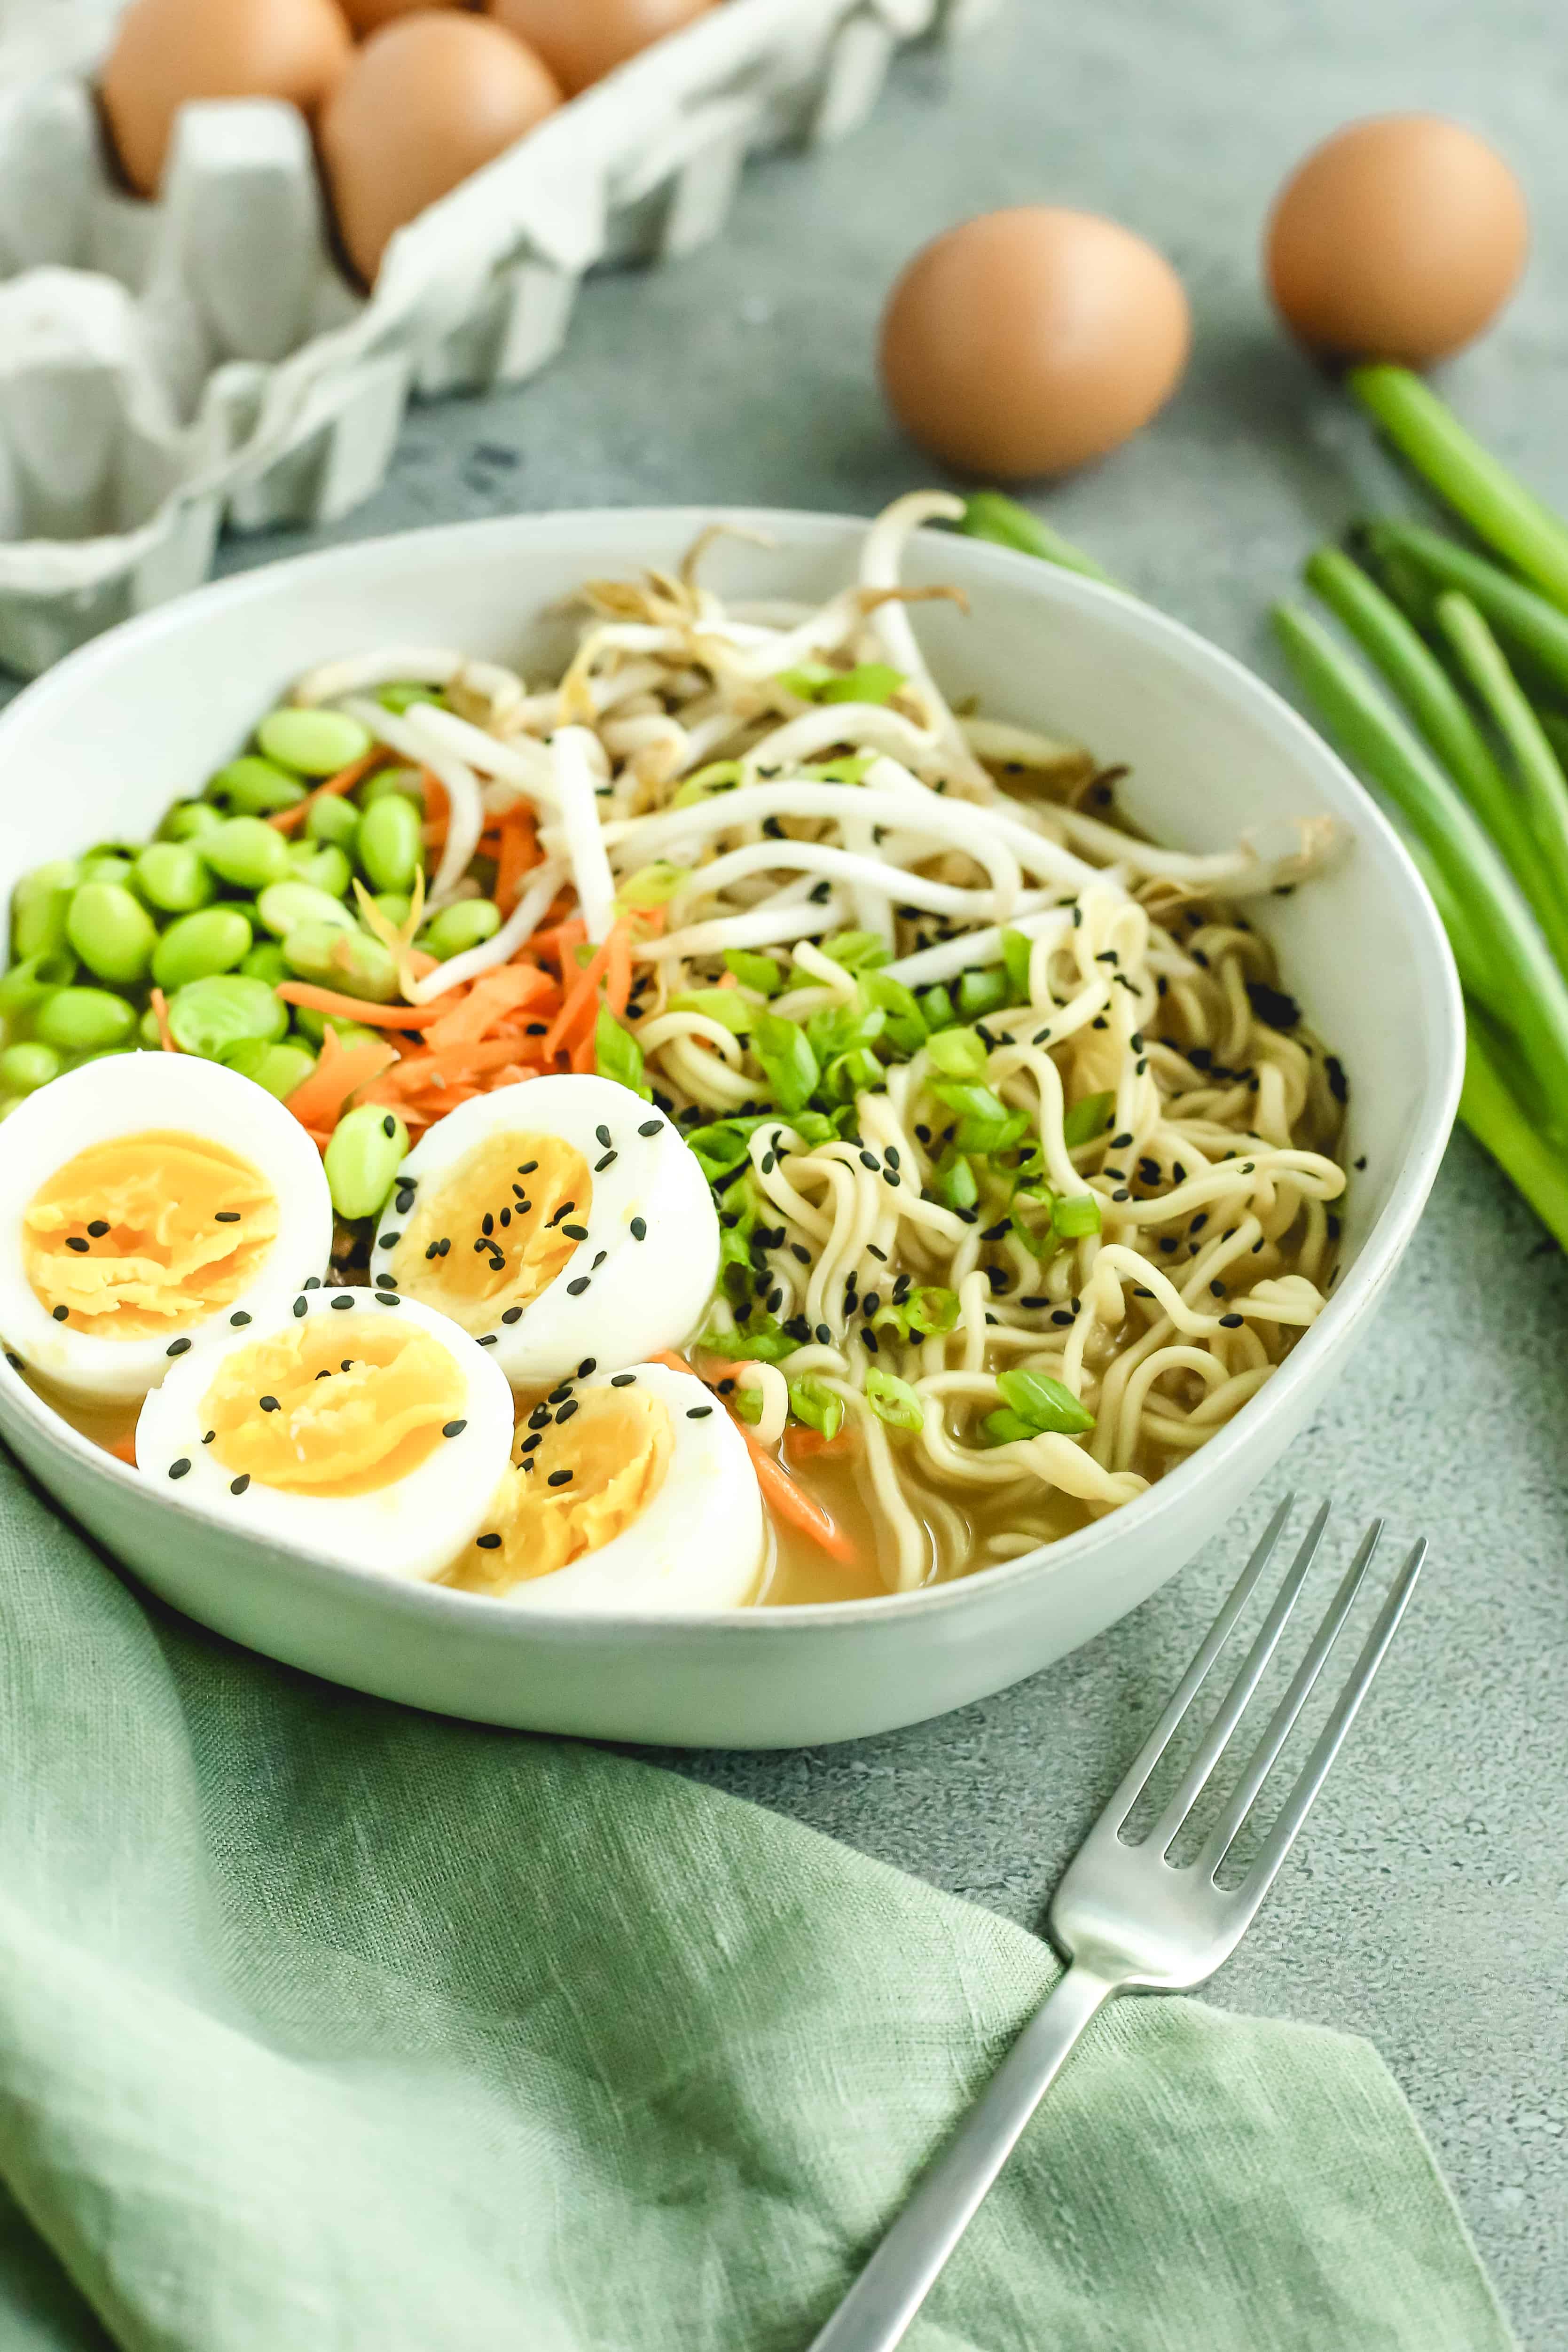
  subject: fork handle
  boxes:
[805,1962,1120,2352]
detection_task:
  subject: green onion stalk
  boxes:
[1276,367,1568,1249]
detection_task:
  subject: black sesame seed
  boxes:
[168,1459,191,1480]
[167,1337,192,1356]
[864,1327,880,1353]
[862,1293,881,1317]
[381,1232,400,1250]
[638,1119,661,1137]
[517,1161,538,1175]
[214,1211,242,1224]
[1219,1313,1244,1328]
[66,1236,89,1253]
[595,1124,612,1147]
[304,1277,321,1290]
[593,1251,606,1269]
[478,1334,498,1345]
[578,1357,596,1376]
[566,1277,589,1295]
[1051,1309,1074,1326]
[630,1218,646,1240]
[482,1213,494,1237]
[229,1475,250,1496]
[595,1152,618,1172]
[341,1360,354,1372]
[526,1023,548,1037]
[547,1470,573,1487]
[382,1115,396,1138]
[980,1220,1011,1243]
[859,1151,879,1171]
[521,1434,542,1453]
[442,1419,466,1438]
[501,1306,524,1325]
[611,1372,635,1387]
[867,1244,887,1262]
[437,1239,450,1257]
[1209,1280,1226,1298]
[562,1223,588,1240]
[86,1220,110,1237]
[815,1323,831,1344]
[477,1533,502,1550]
[687,1406,713,1419]
[259,1396,280,1413]
[331,1293,353,1310]
[395,1190,415,1215]
[203,1429,215,1442]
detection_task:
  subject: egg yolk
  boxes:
[202,1313,465,1497]
[453,1384,674,1593]
[388,1130,591,1336]
[23,1131,278,1339]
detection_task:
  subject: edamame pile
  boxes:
[0,684,502,1224]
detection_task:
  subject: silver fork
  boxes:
[808,1499,1427,2352]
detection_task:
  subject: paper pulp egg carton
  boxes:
[0,0,1000,679]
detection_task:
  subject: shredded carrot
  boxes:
[784,1423,857,1463]
[532,917,588,968]
[420,771,449,851]
[494,808,540,915]
[149,987,176,1052]
[276,983,447,1031]
[651,1351,856,1563]
[285,1027,398,1131]
[367,1035,539,1100]
[424,964,553,1050]
[107,1431,138,1465]
[269,751,381,834]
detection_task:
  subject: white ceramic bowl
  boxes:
[0,510,1462,1747]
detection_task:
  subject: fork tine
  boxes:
[1239,1535,1427,1900]
[1151,1498,1332,1853]
[1199,1516,1383,1874]
[1099,1494,1295,1837]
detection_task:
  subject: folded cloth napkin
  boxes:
[0,1443,1516,2352]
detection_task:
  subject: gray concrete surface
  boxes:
[42,0,1568,2338]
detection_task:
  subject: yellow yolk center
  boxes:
[202,1314,465,1497]
[23,1131,278,1339]
[389,1130,591,1337]
[454,1385,674,1593]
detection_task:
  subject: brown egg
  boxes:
[486,0,716,97]
[1267,115,1528,365]
[320,13,562,285]
[878,208,1191,480]
[100,0,353,197]
[342,0,469,32]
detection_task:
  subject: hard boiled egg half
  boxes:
[374,1074,719,1385]
[136,1288,516,1582]
[0,1055,332,1406]
[453,1358,764,1611]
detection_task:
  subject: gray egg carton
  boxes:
[0,0,1000,679]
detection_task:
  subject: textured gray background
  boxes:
[48,0,1568,2340]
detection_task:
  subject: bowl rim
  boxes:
[0,504,1465,1633]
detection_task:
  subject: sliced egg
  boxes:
[453,1360,764,1611]
[0,1055,332,1406]
[374,1074,719,1385]
[136,1289,515,1582]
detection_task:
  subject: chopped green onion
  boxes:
[821,930,892,971]
[865,1368,925,1432]
[670,987,753,1035]
[671,761,743,807]
[696,1320,796,1364]
[724,949,784,996]
[934,1155,979,1210]
[617,860,689,909]
[996,1367,1095,1434]
[789,1379,844,1440]
[1053,1192,1102,1239]
[751,1010,820,1114]
[594,1005,652,1100]
[956,967,1010,1019]
[732,1385,764,1425]
[925,1025,989,1081]
[823,1046,885,1103]
[685,1117,770,1182]
[817,663,906,706]
[927,1078,1028,1154]
[1000,927,1034,999]
[807,998,885,1064]
[1062,1090,1114,1146]
[800,755,875,784]
[980,1409,1043,1447]
[377,682,445,714]
[905,1286,959,1337]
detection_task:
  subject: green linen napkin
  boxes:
[0,1443,1516,2352]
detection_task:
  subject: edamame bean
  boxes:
[422,898,502,961]
[324,1103,409,1221]
[304,793,361,848]
[358,765,424,810]
[256,707,372,779]
[66,882,157,984]
[152,906,253,992]
[199,815,293,893]
[134,840,218,916]
[0,1040,61,1093]
[139,1007,164,1047]
[0,950,75,1019]
[35,988,137,1052]
[256,880,356,939]
[290,1008,382,1050]
[160,800,222,843]
[12,861,81,958]
[206,756,306,815]
[240,942,290,986]
[286,841,352,897]
[282,922,397,1003]
[221,1038,316,1100]
[78,854,135,888]
[166,975,287,1060]
[356,794,423,894]
[372,892,412,930]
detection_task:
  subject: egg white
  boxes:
[492,1360,764,1613]
[134,1289,516,1583]
[374,1074,719,1384]
[0,1054,333,1405]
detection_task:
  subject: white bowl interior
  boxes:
[0,511,1462,1745]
